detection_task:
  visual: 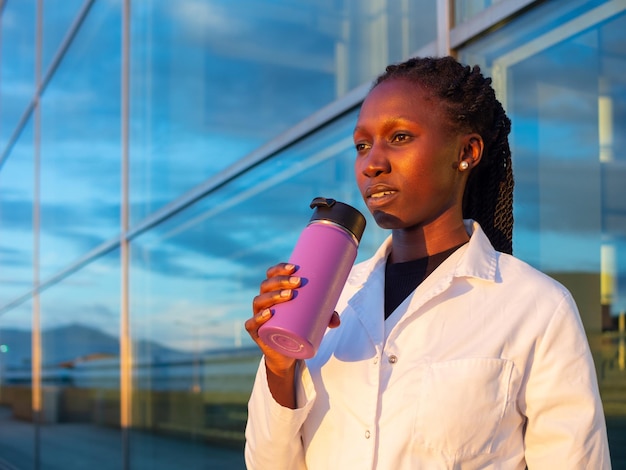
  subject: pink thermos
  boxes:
[258,197,366,359]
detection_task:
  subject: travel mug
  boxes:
[258,197,366,359]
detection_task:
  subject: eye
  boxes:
[391,132,411,143]
[354,142,370,152]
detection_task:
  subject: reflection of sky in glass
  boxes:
[131,110,388,352]
[39,0,122,281]
[0,0,35,152]
[0,301,32,372]
[1,0,437,310]
[0,119,33,308]
[460,0,626,314]
[32,0,620,356]
[40,249,120,366]
[129,0,437,223]
[129,0,337,222]
[41,1,85,72]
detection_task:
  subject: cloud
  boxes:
[172,1,246,38]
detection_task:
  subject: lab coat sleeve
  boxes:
[522,292,611,469]
[244,358,315,470]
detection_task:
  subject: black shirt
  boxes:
[384,243,466,319]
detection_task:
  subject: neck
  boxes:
[389,219,469,264]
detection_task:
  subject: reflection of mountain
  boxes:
[0,323,182,370]
[0,328,30,369]
[41,324,119,367]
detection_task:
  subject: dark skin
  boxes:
[245,78,484,408]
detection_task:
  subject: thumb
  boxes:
[328,311,340,329]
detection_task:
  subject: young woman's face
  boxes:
[353,78,469,231]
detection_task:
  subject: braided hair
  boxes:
[373,56,514,254]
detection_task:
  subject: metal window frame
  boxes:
[450,0,543,49]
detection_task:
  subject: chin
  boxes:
[372,210,404,229]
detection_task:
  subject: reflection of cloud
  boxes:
[0,80,34,102]
[514,228,602,272]
[134,244,209,281]
[89,303,117,319]
[2,196,119,279]
[0,198,32,231]
[0,304,31,329]
[40,199,118,233]
[0,246,30,269]
[132,297,250,351]
[43,87,101,109]
[172,1,245,37]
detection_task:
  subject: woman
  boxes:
[244,56,610,469]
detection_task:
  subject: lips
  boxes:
[363,184,398,209]
[365,184,397,199]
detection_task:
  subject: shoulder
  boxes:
[496,251,571,297]
[492,252,582,330]
[466,221,573,303]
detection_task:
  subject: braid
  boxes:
[373,56,514,254]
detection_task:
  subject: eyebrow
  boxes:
[353,116,418,134]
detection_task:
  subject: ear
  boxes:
[458,133,484,171]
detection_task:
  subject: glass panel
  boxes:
[458,0,626,466]
[129,109,387,467]
[454,0,506,24]
[129,0,437,224]
[0,118,33,308]
[40,249,121,468]
[42,0,86,73]
[39,0,121,281]
[0,0,35,153]
[0,301,35,470]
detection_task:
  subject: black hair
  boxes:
[373,56,514,254]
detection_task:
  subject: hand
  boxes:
[245,263,341,408]
[246,262,302,375]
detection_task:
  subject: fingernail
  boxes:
[289,276,300,285]
[285,264,295,271]
[260,308,272,319]
[280,289,291,298]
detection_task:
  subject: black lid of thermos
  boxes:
[309,197,366,242]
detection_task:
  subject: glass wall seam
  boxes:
[436,0,452,56]
[0,101,35,170]
[120,1,131,468]
[37,0,94,101]
[449,0,541,50]
[32,1,43,467]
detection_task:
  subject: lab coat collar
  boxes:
[347,220,499,289]
[344,220,500,346]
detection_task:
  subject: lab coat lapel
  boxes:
[349,262,385,348]
[343,238,389,350]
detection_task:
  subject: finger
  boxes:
[328,311,341,329]
[266,263,297,278]
[259,274,301,295]
[252,287,296,314]
[244,308,273,339]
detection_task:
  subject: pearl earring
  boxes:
[459,161,469,171]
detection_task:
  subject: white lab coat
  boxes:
[245,221,611,469]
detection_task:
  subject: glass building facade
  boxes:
[0,0,624,467]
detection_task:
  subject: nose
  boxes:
[360,142,390,178]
